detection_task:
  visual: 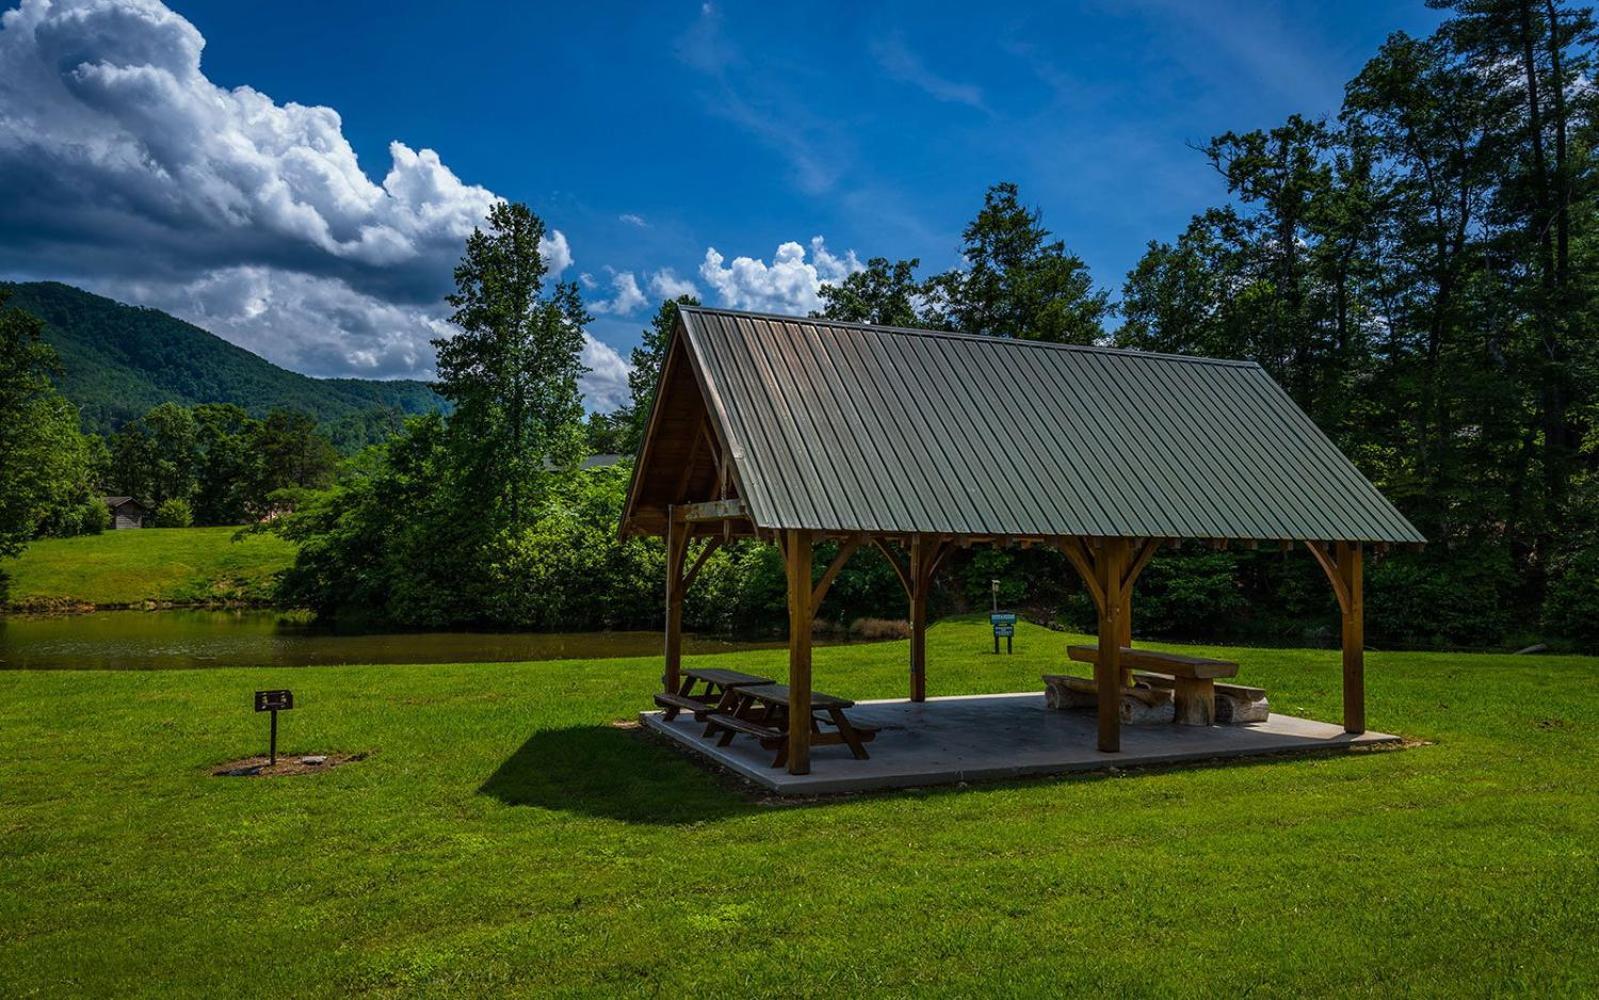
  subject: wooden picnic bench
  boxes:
[1067,645,1239,726]
[704,683,878,768]
[653,667,774,722]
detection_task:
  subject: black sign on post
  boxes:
[254,690,294,765]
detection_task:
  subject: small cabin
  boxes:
[105,497,150,530]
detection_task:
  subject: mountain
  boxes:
[1,281,446,448]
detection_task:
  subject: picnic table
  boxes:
[653,667,774,722]
[1067,645,1238,726]
[704,683,877,768]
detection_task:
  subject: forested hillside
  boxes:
[1,282,445,448]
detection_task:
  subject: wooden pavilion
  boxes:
[620,307,1424,776]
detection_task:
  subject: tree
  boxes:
[584,410,628,455]
[152,498,193,528]
[0,291,104,555]
[248,409,338,507]
[434,200,589,525]
[928,182,1110,343]
[620,295,697,456]
[814,257,932,328]
[111,402,200,508]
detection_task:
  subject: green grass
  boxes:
[1,526,297,609]
[2,617,1595,997]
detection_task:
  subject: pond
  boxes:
[0,610,825,671]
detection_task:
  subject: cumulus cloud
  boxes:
[648,268,699,301]
[589,270,648,316]
[581,334,632,411]
[0,0,611,395]
[698,237,863,314]
[539,230,572,277]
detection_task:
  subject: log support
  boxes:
[663,507,690,694]
[785,529,814,774]
[1054,537,1159,752]
[1307,540,1365,734]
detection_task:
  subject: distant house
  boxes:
[104,497,150,530]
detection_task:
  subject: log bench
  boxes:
[1132,672,1270,724]
[1066,646,1239,726]
[1041,673,1174,724]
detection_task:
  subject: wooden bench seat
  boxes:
[1068,645,1240,726]
[653,691,717,720]
[705,713,784,745]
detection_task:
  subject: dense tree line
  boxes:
[0,289,106,562]
[275,1,1597,650]
[106,403,339,526]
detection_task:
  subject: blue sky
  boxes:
[0,0,1441,408]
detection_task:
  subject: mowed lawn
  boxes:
[1,526,296,608]
[2,618,1595,997]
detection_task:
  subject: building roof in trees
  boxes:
[621,306,1424,544]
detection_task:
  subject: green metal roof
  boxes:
[671,307,1424,544]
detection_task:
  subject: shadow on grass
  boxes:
[479,724,757,825]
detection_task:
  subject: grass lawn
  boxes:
[1,526,296,609]
[2,617,1595,997]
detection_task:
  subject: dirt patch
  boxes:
[212,751,368,778]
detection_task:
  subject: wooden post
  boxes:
[1117,588,1133,687]
[909,534,927,702]
[1095,538,1128,753]
[1307,540,1366,735]
[1338,541,1365,734]
[785,529,814,775]
[663,507,688,693]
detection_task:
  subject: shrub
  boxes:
[152,498,193,528]
[849,618,911,640]
[1544,544,1599,650]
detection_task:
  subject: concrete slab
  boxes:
[640,692,1401,795]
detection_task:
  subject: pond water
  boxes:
[0,610,819,671]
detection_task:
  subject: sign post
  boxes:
[990,612,1016,654]
[254,690,293,765]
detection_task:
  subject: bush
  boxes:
[152,498,193,528]
[1544,544,1599,649]
[849,618,911,640]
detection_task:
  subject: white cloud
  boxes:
[96,266,452,379]
[589,270,648,316]
[0,0,621,394]
[539,229,572,277]
[648,268,699,301]
[618,213,648,228]
[873,34,988,111]
[698,237,863,314]
[580,334,632,411]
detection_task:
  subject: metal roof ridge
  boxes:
[677,304,1261,370]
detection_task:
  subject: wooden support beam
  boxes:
[678,499,749,523]
[869,537,912,600]
[909,535,929,702]
[1094,538,1129,753]
[1337,541,1364,734]
[810,535,861,611]
[1306,540,1365,734]
[682,537,723,592]
[1053,537,1106,613]
[785,529,814,775]
[663,507,690,694]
